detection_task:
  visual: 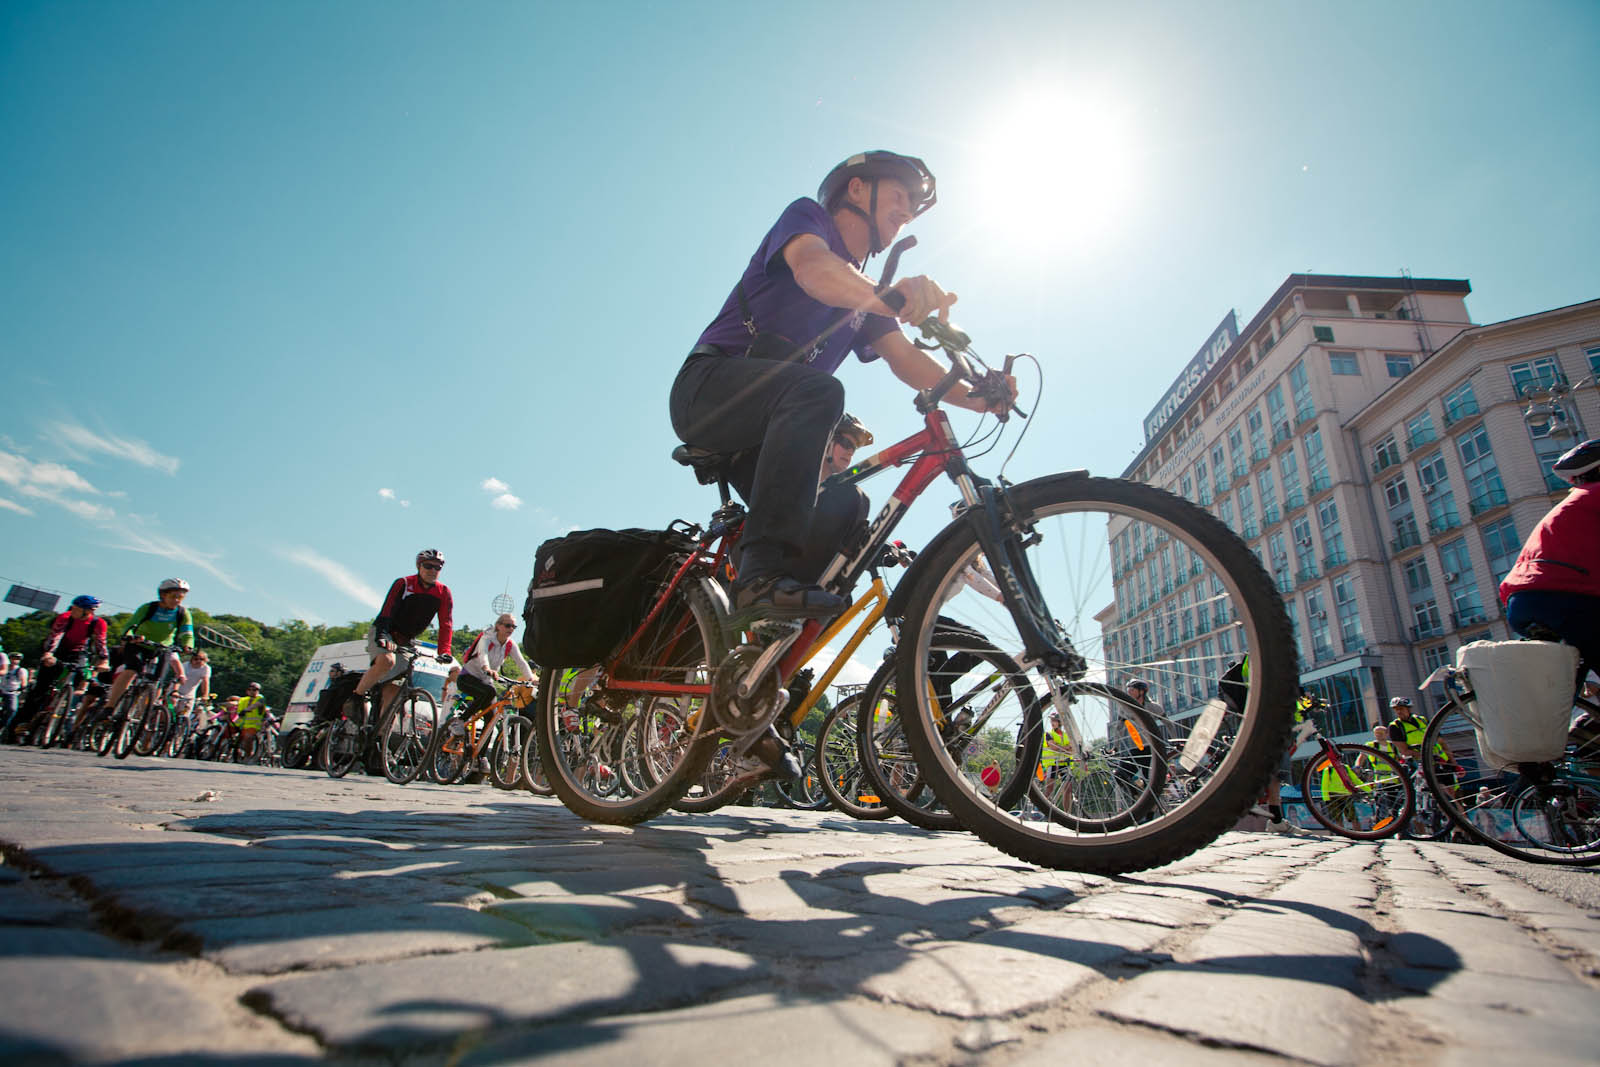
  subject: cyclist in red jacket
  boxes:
[1499,438,1600,672]
[351,549,455,719]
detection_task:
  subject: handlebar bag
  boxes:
[523,527,695,668]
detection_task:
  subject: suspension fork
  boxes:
[954,479,1084,675]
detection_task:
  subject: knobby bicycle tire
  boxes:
[322,715,361,779]
[427,714,472,784]
[491,715,532,790]
[895,473,1296,874]
[1300,743,1413,840]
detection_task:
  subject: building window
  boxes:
[1304,427,1330,489]
[1317,498,1347,565]
[1314,326,1336,343]
[1402,556,1431,594]
[1329,351,1360,376]
[1417,450,1460,534]
[1481,517,1520,586]
[1443,380,1480,426]
[1456,424,1507,515]
[1247,408,1267,458]
[1508,355,1563,397]
[1439,537,1486,628]
[1305,587,1335,662]
[1405,410,1438,450]
[1267,384,1288,438]
[1290,361,1313,421]
[1292,515,1317,579]
[1386,354,1414,378]
[1333,576,1363,652]
[1257,467,1278,522]
[1383,474,1410,511]
[1180,474,1193,502]
[1373,435,1401,472]
[1588,345,1600,378]
[1413,600,1444,639]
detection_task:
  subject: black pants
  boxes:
[1506,590,1600,679]
[670,353,857,582]
[458,673,497,718]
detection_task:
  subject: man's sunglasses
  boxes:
[420,563,442,571]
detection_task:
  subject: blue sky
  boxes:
[3,0,1597,636]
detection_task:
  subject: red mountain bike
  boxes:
[535,242,1295,874]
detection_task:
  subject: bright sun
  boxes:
[975,88,1134,252]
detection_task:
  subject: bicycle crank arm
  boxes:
[734,621,804,701]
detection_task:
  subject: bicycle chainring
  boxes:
[709,645,784,736]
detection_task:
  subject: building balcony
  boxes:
[1322,550,1349,571]
[1250,445,1271,465]
[1230,461,1248,480]
[1190,560,1204,578]
[1468,488,1509,516]
[1426,513,1463,535]
[1295,407,1317,427]
[1241,521,1260,540]
[1262,505,1281,525]
[1406,428,1438,450]
[1283,488,1307,512]
[1273,574,1295,595]
[1296,565,1320,584]
[1391,528,1423,553]
[1544,470,1570,493]
[1411,622,1445,641]
[1444,398,1481,427]
[1372,454,1400,475]
[1451,609,1491,630]
[1308,474,1333,496]
[1272,422,1293,444]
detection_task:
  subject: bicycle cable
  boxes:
[996,353,1043,483]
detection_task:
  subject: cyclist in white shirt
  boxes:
[458,614,537,718]
[174,649,212,723]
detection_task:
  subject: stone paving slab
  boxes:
[4,747,1600,1065]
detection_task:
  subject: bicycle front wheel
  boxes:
[112,691,150,759]
[817,693,892,820]
[895,473,1295,874]
[1301,744,1413,840]
[537,582,725,825]
[1421,699,1600,866]
[490,715,532,790]
[381,688,437,785]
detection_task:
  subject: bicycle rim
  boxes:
[381,689,436,784]
[1301,744,1413,840]
[857,660,960,831]
[491,715,531,789]
[896,473,1296,874]
[1422,700,1600,866]
[817,694,892,820]
[537,582,723,824]
[323,719,360,778]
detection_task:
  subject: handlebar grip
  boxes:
[878,236,917,289]
[878,287,907,315]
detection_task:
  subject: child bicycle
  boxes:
[532,243,1296,875]
[321,642,439,785]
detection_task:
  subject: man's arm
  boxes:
[782,234,955,326]
[872,331,993,413]
[435,587,453,659]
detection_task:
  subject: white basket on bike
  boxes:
[1456,639,1579,765]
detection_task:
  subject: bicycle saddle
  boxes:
[671,445,739,487]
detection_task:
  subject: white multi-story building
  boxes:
[1110,274,1598,743]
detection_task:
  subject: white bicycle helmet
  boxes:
[158,578,190,594]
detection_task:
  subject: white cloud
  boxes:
[0,497,34,516]
[490,492,523,511]
[103,526,242,590]
[482,477,509,494]
[378,487,411,507]
[280,546,382,608]
[45,494,116,522]
[49,422,179,475]
[0,450,108,520]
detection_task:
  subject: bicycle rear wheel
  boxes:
[112,691,149,759]
[778,741,831,810]
[134,703,172,756]
[857,659,959,831]
[895,473,1295,874]
[1421,699,1600,866]
[322,715,361,779]
[381,688,437,784]
[538,582,725,824]
[817,692,893,820]
[428,714,471,784]
[1301,744,1413,840]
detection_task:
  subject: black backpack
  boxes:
[522,526,696,668]
[312,671,361,723]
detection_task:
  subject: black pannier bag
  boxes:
[523,527,696,668]
[312,670,361,724]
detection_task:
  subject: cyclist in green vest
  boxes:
[1387,696,1450,764]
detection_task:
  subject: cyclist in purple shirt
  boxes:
[671,151,1012,622]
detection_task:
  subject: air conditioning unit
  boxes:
[1421,483,1435,494]
[1312,611,1328,621]
[1297,538,1313,548]
[1442,571,1460,584]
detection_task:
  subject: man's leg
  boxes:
[670,355,845,592]
[796,481,870,587]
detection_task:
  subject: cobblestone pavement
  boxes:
[3,748,1598,1066]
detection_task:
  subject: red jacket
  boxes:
[1499,485,1600,603]
[44,612,109,660]
[375,575,453,655]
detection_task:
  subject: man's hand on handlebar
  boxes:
[884,275,956,326]
[436,654,454,665]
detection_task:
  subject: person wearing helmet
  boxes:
[235,681,270,760]
[351,550,455,720]
[1499,437,1600,673]
[104,579,195,718]
[670,151,1015,623]
[0,652,28,744]
[11,594,112,740]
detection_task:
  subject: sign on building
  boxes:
[4,584,60,613]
